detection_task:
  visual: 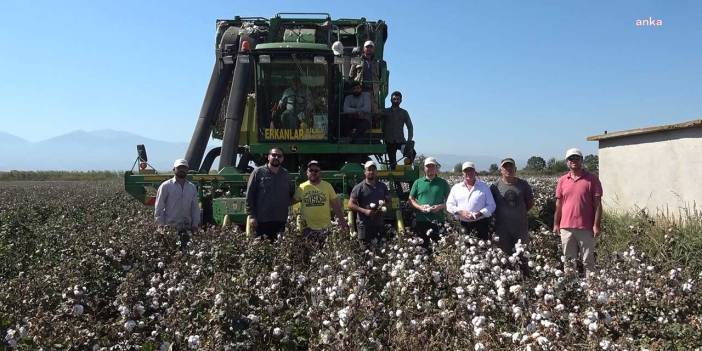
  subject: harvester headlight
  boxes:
[259,55,271,64]
[314,56,327,64]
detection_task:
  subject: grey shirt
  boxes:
[383,107,413,144]
[343,93,371,114]
[350,180,391,226]
[490,178,534,239]
[246,165,294,223]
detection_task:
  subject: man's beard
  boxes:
[353,91,361,97]
[175,171,187,179]
[270,159,281,167]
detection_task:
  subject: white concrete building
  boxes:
[587,119,702,218]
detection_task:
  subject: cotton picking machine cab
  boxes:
[124,13,419,234]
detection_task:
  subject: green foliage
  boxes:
[600,209,702,272]
[525,156,546,172]
[453,163,462,174]
[584,154,599,173]
[546,157,568,173]
[488,163,498,174]
[413,154,426,169]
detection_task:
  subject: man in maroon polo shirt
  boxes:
[553,148,603,274]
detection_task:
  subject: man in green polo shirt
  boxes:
[409,157,451,248]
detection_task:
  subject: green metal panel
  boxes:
[212,197,248,225]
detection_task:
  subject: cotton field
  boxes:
[1,179,701,350]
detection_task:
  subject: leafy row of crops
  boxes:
[1,179,700,350]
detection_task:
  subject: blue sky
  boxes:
[1,0,700,160]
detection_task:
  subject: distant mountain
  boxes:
[0,130,201,171]
[0,131,30,146]
[0,130,518,172]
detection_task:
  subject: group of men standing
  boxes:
[405,148,602,273]
[152,37,602,272]
[155,146,601,273]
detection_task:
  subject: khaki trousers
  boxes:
[560,228,595,272]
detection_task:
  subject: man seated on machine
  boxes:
[342,81,371,143]
[272,75,313,129]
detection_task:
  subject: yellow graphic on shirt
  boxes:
[294,181,337,230]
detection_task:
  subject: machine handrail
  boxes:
[276,12,331,19]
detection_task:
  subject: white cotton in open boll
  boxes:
[187,335,200,349]
[370,203,377,209]
[597,291,609,304]
[124,320,136,332]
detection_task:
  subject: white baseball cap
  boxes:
[363,160,377,169]
[364,40,375,47]
[173,159,189,168]
[423,157,440,167]
[565,148,583,159]
[461,161,476,171]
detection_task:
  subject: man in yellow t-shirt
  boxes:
[294,160,348,238]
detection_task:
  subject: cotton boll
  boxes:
[72,304,84,316]
[124,320,136,332]
[187,335,200,349]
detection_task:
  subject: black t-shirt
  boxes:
[350,180,390,226]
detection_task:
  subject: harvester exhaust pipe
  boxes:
[185,25,241,171]
[219,37,255,170]
[184,58,235,170]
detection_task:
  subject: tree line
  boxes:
[440,155,599,175]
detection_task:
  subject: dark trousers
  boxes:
[460,218,490,241]
[386,143,402,170]
[357,222,385,244]
[177,228,192,251]
[256,221,286,242]
[351,118,371,142]
[414,221,441,248]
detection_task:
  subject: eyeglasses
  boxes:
[308,169,320,173]
[269,154,283,158]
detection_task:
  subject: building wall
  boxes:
[598,127,702,217]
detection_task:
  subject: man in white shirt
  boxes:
[446,161,496,241]
[154,159,201,249]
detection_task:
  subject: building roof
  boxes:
[587,118,702,141]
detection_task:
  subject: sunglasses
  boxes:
[308,169,320,173]
[269,153,283,158]
[567,156,582,162]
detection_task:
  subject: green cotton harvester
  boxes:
[124,13,419,234]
